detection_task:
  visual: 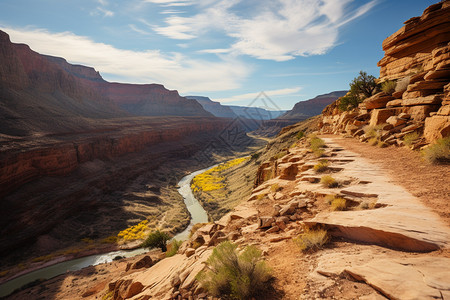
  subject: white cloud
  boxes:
[90,6,115,17]
[152,0,378,61]
[2,26,250,93]
[219,87,302,103]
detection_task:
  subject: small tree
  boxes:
[350,71,378,98]
[141,230,170,252]
[338,93,362,111]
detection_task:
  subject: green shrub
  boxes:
[165,239,182,257]
[381,80,396,94]
[313,159,329,173]
[251,152,261,160]
[338,93,362,111]
[320,175,338,188]
[141,230,170,252]
[422,137,450,164]
[403,132,420,147]
[197,241,271,299]
[296,131,305,140]
[294,228,329,252]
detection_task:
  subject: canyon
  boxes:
[1,1,449,299]
[0,29,259,278]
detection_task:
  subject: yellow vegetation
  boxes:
[191,157,249,195]
[117,220,149,241]
[294,228,329,252]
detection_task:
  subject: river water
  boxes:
[0,164,214,297]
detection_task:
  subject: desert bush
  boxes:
[309,135,325,157]
[320,175,338,188]
[295,228,329,252]
[313,159,329,173]
[338,93,362,111]
[330,197,347,211]
[197,241,271,299]
[422,137,450,164]
[381,80,396,94]
[403,132,420,147]
[166,239,182,257]
[296,131,305,140]
[141,230,171,252]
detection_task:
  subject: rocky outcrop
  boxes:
[186,96,237,118]
[320,2,450,145]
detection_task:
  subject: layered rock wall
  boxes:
[320,1,450,145]
[0,118,228,197]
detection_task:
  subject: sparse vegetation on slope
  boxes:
[117,220,149,242]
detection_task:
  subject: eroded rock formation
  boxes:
[320,1,450,145]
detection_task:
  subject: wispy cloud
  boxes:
[219,87,302,103]
[91,0,114,17]
[143,0,193,6]
[3,26,251,93]
[152,0,378,61]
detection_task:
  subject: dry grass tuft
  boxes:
[313,159,329,173]
[294,228,329,252]
[320,175,338,188]
[422,137,450,164]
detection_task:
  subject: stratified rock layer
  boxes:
[320,2,450,144]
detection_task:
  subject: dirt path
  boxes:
[322,134,450,226]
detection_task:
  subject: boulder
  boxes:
[386,116,407,127]
[185,248,196,257]
[363,92,395,109]
[130,255,153,270]
[386,99,403,107]
[369,108,397,126]
[424,115,450,142]
[258,216,275,229]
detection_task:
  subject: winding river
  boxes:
[0,164,214,297]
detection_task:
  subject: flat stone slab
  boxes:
[304,138,450,252]
[314,247,450,300]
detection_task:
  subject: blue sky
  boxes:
[0,0,437,110]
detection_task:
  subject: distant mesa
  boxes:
[279,90,348,121]
[186,96,237,118]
